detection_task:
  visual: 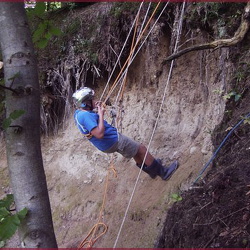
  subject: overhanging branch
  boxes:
[163,2,250,64]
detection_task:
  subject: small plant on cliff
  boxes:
[243,116,250,125]
[170,193,183,202]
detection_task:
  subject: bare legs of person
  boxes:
[133,144,154,166]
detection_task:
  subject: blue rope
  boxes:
[193,112,250,184]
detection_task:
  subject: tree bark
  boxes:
[163,2,250,63]
[0,3,57,248]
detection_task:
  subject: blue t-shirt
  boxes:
[74,110,118,151]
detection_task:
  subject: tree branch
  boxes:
[163,2,250,64]
[0,84,19,94]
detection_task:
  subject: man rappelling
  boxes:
[72,87,179,180]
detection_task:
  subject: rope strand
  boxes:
[113,2,186,248]
[103,1,162,104]
[104,2,169,105]
[100,2,144,102]
[78,156,117,248]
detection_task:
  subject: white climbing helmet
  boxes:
[72,87,95,107]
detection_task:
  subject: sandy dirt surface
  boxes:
[39,45,231,247]
[0,5,237,247]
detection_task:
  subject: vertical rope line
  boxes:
[103,1,162,104]
[114,2,152,107]
[114,11,140,107]
[138,2,152,35]
[113,3,152,132]
[105,2,169,105]
[113,13,141,133]
[113,2,186,248]
[100,2,144,101]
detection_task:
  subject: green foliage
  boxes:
[34,2,46,16]
[243,116,250,125]
[2,110,25,130]
[0,194,13,210]
[213,89,242,102]
[213,88,224,95]
[110,2,139,18]
[0,194,28,244]
[27,2,62,49]
[223,91,241,102]
[32,20,62,49]
[186,3,244,37]
[170,193,183,202]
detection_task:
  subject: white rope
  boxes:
[107,2,170,102]
[114,2,152,106]
[100,2,144,102]
[113,2,186,248]
[138,2,152,36]
[113,2,152,134]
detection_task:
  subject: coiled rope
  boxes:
[78,156,117,248]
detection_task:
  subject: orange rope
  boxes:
[78,156,117,249]
[78,3,162,248]
[118,9,139,102]
[77,223,108,248]
[115,11,140,131]
[103,1,161,105]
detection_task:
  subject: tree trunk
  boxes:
[0,3,57,248]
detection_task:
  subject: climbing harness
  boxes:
[74,111,93,140]
[192,112,250,185]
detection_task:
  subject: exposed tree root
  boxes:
[163,2,250,64]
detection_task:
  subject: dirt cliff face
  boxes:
[1,2,249,248]
[157,42,250,248]
[38,4,234,248]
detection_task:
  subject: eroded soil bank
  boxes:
[1,2,250,248]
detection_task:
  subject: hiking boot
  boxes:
[136,163,157,179]
[145,159,179,181]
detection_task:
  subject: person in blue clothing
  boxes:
[72,87,178,180]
